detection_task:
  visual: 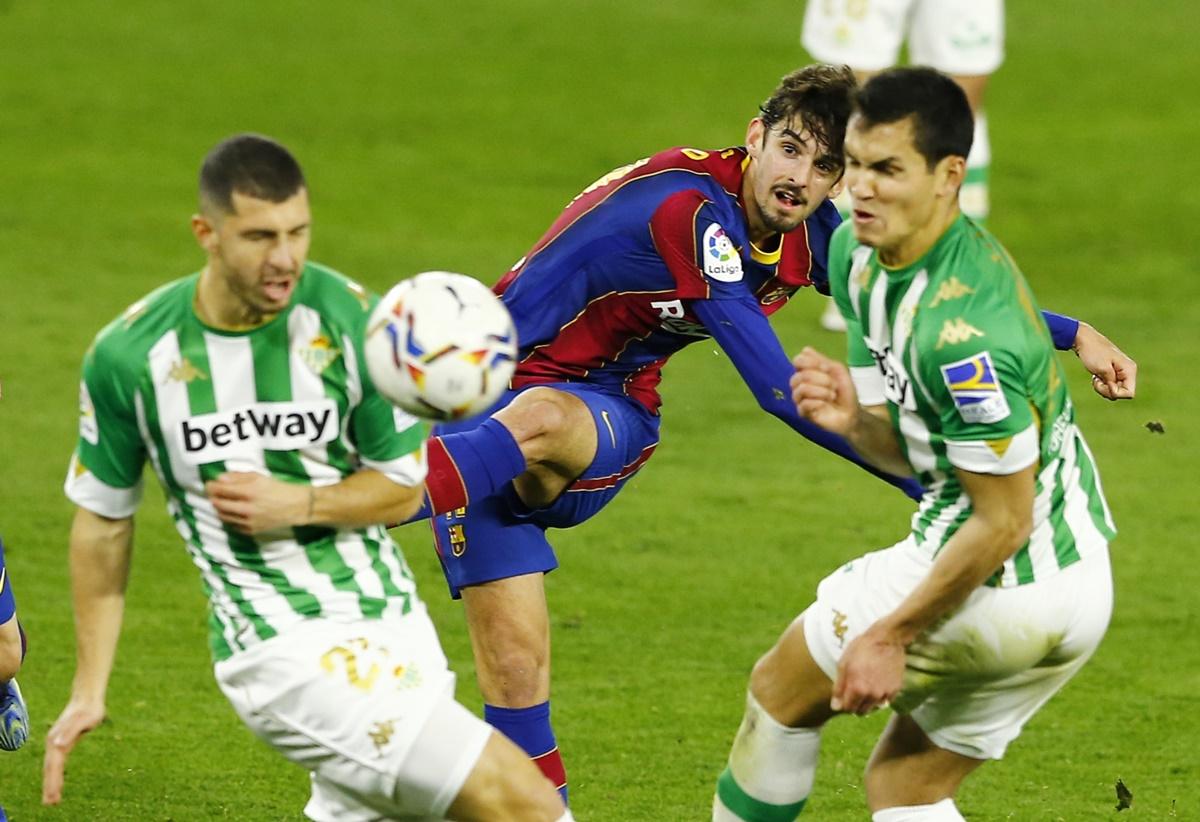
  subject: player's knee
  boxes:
[498,388,591,464]
[0,627,21,682]
[477,645,548,704]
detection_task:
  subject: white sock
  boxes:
[556,810,576,822]
[873,798,965,821]
[713,692,821,820]
[960,112,990,220]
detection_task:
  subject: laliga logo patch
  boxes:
[940,351,1010,424]
[702,223,743,283]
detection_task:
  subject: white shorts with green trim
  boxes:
[214,608,491,820]
[802,536,1112,760]
[801,0,1005,76]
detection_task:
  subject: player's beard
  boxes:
[760,191,809,235]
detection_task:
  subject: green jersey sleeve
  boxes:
[915,303,1039,475]
[64,333,148,516]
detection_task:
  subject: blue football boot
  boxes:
[0,678,29,751]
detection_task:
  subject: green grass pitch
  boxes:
[1,0,1197,818]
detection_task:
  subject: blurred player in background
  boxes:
[803,0,1002,331]
[714,68,1119,821]
[0,536,30,754]
[42,134,571,821]
[361,67,1131,799]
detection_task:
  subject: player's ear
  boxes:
[745,118,765,159]
[936,155,967,200]
[828,173,846,200]
[191,213,218,253]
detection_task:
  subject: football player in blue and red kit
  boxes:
[397,64,1137,801]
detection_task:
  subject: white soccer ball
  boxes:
[364,271,518,421]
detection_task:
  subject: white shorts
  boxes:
[802,537,1112,760]
[214,608,492,821]
[801,0,1005,75]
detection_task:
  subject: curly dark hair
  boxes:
[758,64,857,164]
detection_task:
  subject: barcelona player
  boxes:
[388,64,1135,799]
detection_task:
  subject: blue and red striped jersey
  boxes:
[495,146,839,415]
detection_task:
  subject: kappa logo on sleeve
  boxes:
[940,351,1011,424]
[701,223,743,283]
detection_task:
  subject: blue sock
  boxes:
[485,702,568,803]
[408,417,527,522]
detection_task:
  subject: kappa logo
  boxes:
[940,351,1010,424]
[935,318,985,350]
[832,609,849,648]
[702,223,743,283]
[166,358,208,384]
[177,399,339,465]
[929,276,975,307]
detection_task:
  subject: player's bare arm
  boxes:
[833,464,1036,715]
[206,468,425,535]
[43,508,135,805]
[1073,322,1137,400]
[791,346,912,477]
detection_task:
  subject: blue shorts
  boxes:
[0,538,14,624]
[430,384,660,598]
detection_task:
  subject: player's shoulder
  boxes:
[640,145,747,200]
[88,274,196,369]
[916,228,1032,367]
[294,261,378,326]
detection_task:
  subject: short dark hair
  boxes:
[199,133,306,214]
[853,67,974,168]
[759,64,856,163]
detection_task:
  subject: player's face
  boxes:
[194,189,312,317]
[843,114,963,266]
[743,116,844,242]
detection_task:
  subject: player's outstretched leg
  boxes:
[862,714,982,820]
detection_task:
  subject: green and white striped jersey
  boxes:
[830,216,1115,586]
[65,262,428,660]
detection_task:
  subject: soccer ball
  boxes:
[365,271,518,421]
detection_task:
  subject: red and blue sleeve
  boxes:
[691,296,924,501]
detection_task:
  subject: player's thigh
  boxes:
[524,385,659,528]
[432,492,558,598]
[214,614,480,820]
[864,713,985,810]
[801,0,913,71]
[908,0,1004,76]
[751,613,837,728]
